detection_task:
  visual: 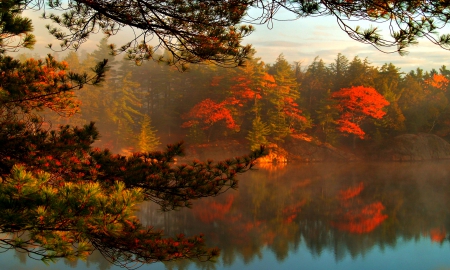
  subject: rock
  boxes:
[257,143,288,164]
[182,136,358,163]
[281,136,358,162]
[377,133,450,161]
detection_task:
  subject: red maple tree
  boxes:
[332,86,389,139]
[182,98,238,131]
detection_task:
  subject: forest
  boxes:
[31,39,450,156]
[5,0,450,267]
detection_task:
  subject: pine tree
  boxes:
[264,55,307,142]
[246,116,271,151]
[315,90,339,144]
[0,3,265,266]
[138,115,161,152]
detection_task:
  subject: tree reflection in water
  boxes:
[8,161,450,269]
[134,161,450,269]
[331,182,388,234]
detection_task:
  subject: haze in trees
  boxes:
[5,0,450,267]
[0,1,265,267]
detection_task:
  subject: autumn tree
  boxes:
[0,2,265,267]
[182,99,239,142]
[264,55,307,142]
[332,86,390,140]
[138,114,161,152]
[399,69,450,135]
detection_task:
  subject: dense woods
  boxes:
[0,1,264,266]
[36,46,450,153]
[5,0,450,268]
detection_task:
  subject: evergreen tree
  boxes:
[246,116,271,151]
[107,72,142,150]
[0,3,265,266]
[346,57,377,87]
[265,55,304,142]
[138,115,161,152]
[373,63,406,138]
[315,90,339,144]
[329,53,349,92]
[300,56,331,120]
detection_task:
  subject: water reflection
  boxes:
[4,161,450,269]
[136,161,450,269]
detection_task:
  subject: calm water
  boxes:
[3,161,450,270]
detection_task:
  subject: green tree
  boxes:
[299,56,331,118]
[373,63,406,139]
[315,90,339,144]
[246,116,271,151]
[346,57,377,88]
[265,55,306,142]
[329,53,349,92]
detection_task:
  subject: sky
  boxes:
[20,7,450,73]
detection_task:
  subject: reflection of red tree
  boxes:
[339,182,364,200]
[193,195,235,223]
[332,183,388,234]
[429,227,446,243]
[282,199,307,224]
[332,202,387,234]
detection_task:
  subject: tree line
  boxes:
[40,44,450,153]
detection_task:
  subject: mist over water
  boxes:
[4,161,450,270]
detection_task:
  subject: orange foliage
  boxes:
[332,202,388,234]
[6,57,80,116]
[332,86,389,139]
[229,75,259,101]
[336,119,365,139]
[262,73,276,85]
[332,183,388,234]
[193,195,235,223]
[283,96,308,124]
[339,182,364,200]
[182,98,238,130]
[425,74,449,90]
[282,199,307,224]
[429,227,446,243]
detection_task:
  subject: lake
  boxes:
[3,161,450,270]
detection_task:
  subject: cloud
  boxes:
[249,40,304,48]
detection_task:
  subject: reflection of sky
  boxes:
[2,237,450,270]
[20,6,450,73]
